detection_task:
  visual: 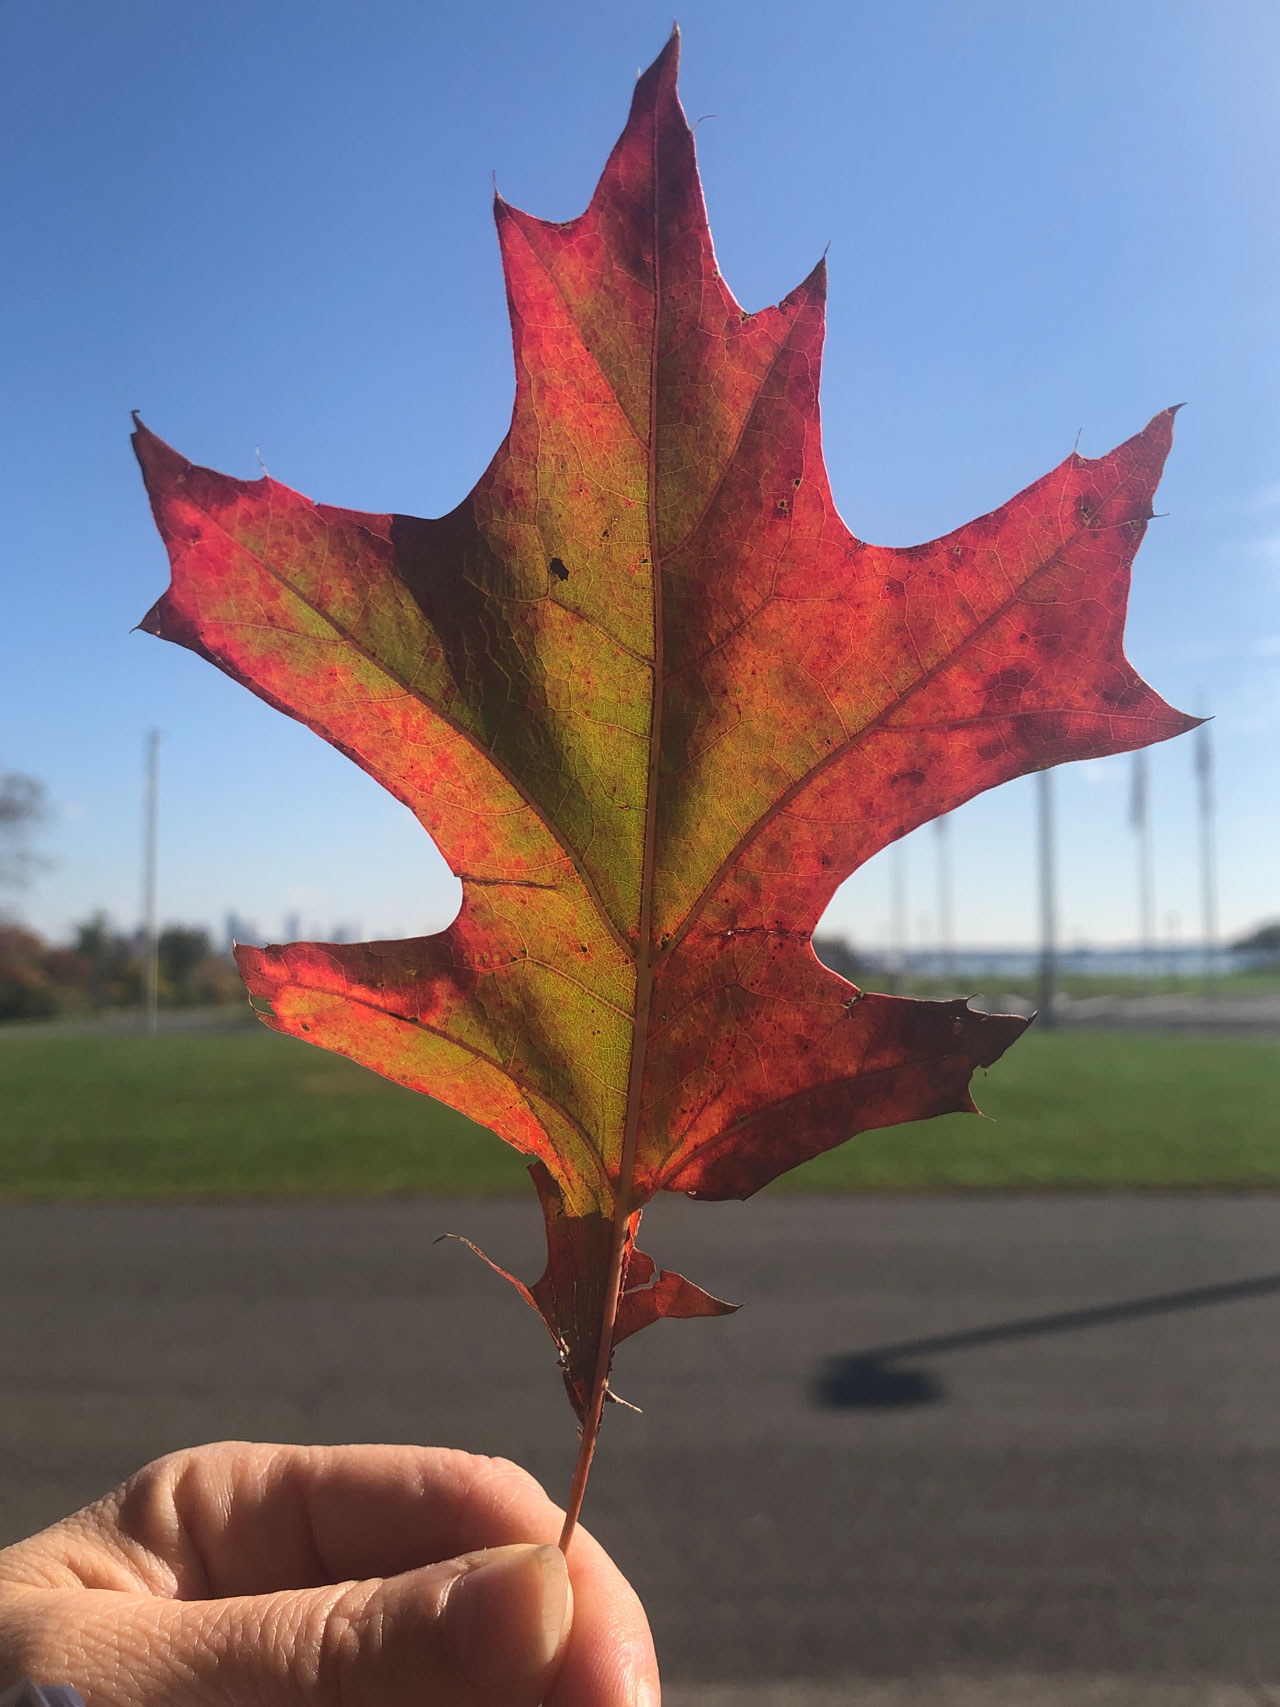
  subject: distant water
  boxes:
[815,940,1251,979]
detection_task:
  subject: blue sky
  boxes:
[2,0,1277,954]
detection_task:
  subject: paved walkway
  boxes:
[665,1686,1280,1700]
[3,1195,1280,1702]
[666,1685,1280,1705]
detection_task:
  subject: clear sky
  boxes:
[2,0,1277,954]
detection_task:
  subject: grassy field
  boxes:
[0,1020,1276,1197]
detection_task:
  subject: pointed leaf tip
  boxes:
[786,255,828,306]
[636,23,681,96]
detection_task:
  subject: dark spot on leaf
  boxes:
[550,557,569,581]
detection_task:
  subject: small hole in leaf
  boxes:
[549,557,569,581]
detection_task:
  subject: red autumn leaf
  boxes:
[134,31,1194,1536]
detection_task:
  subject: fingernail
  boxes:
[445,1543,571,1688]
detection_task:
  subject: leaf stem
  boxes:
[560,71,666,1554]
[557,1210,630,1551]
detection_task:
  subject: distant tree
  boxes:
[158,923,244,1004]
[812,935,868,983]
[0,924,61,1020]
[0,765,49,889]
[71,910,143,1009]
[158,925,212,988]
[1231,920,1280,964]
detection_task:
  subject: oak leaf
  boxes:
[134,31,1194,1534]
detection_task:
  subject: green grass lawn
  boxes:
[0,1021,1276,1197]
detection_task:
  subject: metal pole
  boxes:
[141,729,160,1036]
[1195,708,1218,992]
[889,839,908,994]
[934,814,954,984]
[1131,750,1156,983]
[1036,768,1057,1027]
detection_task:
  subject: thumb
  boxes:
[11,1543,572,1707]
[316,1543,574,1706]
[299,1542,574,1707]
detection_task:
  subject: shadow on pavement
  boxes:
[813,1270,1280,1410]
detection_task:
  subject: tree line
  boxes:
[0,914,244,1022]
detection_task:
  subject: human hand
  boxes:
[0,1442,658,1707]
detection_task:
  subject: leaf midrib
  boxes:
[613,97,667,1207]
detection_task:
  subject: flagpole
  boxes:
[934,814,954,985]
[1131,750,1155,983]
[1035,769,1057,1028]
[141,729,161,1037]
[1194,706,1218,993]
[889,839,908,994]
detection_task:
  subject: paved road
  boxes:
[3,1195,1280,1704]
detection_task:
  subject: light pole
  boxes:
[1130,749,1156,983]
[1194,708,1218,992]
[889,838,908,994]
[1036,769,1057,1027]
[934,814,955,984]
[141,729,160,1036]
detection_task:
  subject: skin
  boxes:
[0,1442,659,1707]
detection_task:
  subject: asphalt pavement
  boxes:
[3,1194,1280,1704]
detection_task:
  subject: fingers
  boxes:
[20,1442,568,1594]
[5,1442,529,1597]
[0,1443,662,1707]
[2,1543,572,1707]
[545,1520,659,1707]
